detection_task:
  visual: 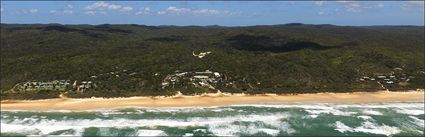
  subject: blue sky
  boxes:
[0,1,424,26]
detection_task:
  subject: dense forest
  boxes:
[1,23,424,99]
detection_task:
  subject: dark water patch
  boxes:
[82,127,100,136]
[416,114,424,120]
[83,127,138,136]
[48,129,76,135]
[0,133,26,137]
[154,126,213,136]
[287,113,364,136]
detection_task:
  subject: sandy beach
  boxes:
[1,91,424,111]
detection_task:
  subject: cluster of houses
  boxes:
[11,65,420,93]
[10,66,141,93]
[12,80,96,93]
[75,81,96,92]
[359,68,414,86]
[17,80,71,92]
[161,70,224,90]
[89,67,139,80]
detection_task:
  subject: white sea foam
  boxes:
[362,110,383,115]
[409,116,425,128]
[183,133,193,137]
[357,116,373,120]
[137,107,236,113]
[231,104,334,109]
[335,121,352,133]
[1,123,40,135]
[354,121,401,137]
[231,102,424,109]
[395,109,425,115]
[334,120,401,136]
[335,102,425,109]
[200,113,294,136]
[2,103,423,136]
[1,106,238,116]
[1,113,294,136]
[208,122,290,136]
[309,115,318,118]
[1,122,84,136]
[258,128,280,136]
[304,109,357,116]
[137,130,167,136]
[210,108,235,112]
[145,108,181,113]
[235,103,358,116]
[193,129,207,133]
[232,103,423,117]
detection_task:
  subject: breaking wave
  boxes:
[1,102,424,136]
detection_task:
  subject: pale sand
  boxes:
[1,91,424,111]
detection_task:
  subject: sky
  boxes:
[0,1,424,26]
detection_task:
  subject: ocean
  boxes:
[1,102,424,137]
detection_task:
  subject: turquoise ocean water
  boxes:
[1,102,424,136]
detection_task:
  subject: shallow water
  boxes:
[1,102,424,136]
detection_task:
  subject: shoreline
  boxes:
[1,91,424,111]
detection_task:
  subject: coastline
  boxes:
[1,91,424,111]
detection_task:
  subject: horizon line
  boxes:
[1,23,424,27]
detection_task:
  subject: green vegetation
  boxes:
[1,23,424,99]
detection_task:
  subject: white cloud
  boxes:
[335,1,384,13]
[66,4,73,9]
[29,9,38,13]
[318,11,325,15]
[84,11,96,15]
[63,10,73,14]
[135,7,150,15]
[158,6,237,16]
[193,9,226,15]
[85,1,134,15]
[120,6,133,12]
[157,11,166,15]
[336,1,354,3]
[50,9,73,15]
[0,8,3,13]
[401,1,425,11]
[315,1,325,6]
[345,2,361,12]
[408,1,425,5]
[84,11,107,15]
[50,4,74,15]
[165,6,191,15]
[108,4,122,10]
[85,1,122,10]
[21,9,38,14]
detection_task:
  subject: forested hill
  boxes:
[1,23,424,99]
